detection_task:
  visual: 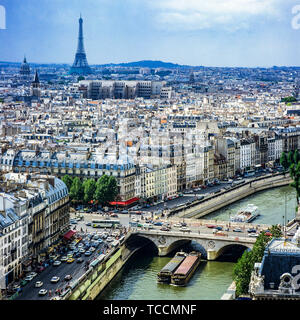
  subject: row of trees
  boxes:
[62,174,118,206]
[233,225,282,296]
[280,150,300,204]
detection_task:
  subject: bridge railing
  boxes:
[132,229,256,243]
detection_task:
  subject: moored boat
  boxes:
[157,251,187,283]
[170,251,201,286]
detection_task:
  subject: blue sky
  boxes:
[0,0,300,67]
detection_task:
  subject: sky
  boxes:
[0,0,300,67]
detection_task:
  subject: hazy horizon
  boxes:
[1,0,300,68]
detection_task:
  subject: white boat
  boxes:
[230,204,260,223]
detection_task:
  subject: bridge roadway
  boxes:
[130,227,257,260]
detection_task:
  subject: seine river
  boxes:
[97,186,297,300]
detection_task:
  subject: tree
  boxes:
[294,149,300,164]
[270,225,283,238]
[290,161,300,205]
[77,76,85,82]
[62,175,73,192]
[287,151,294,167]
[69,177,84,202]
[280,152,289,171]
[233,232,270,296]
[94,175,118,205]
[82,179,96,204]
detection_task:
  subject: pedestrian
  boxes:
[49,289,52,297]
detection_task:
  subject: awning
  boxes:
[109,197,140,206]
[63,230,77,240]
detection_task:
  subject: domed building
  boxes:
[20,56,31,76]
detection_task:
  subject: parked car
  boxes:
[35,281,43,288]
[67,258,75,263]
[64,275,72,281]
[233,228,243,232]
[38,289,48,296]
[24,275,34,282]
[53,260,61,266]
[85,251,92,256]
[50,276,60,283]
[77,257,84,263]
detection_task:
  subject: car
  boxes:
[106,237,114,242]
[13,284,21,291]
[215,226,223,231]
[24,275,34,282]
[265,232,272,236]
[38,289,48,296]
[53,260,61,266]
[233,228,243,232]
[160,227,170,231]
[86,222,92,226]
[77,257,84,263]
[28,272,38,278]
[249,233,259,238]
[215,231,227,236]
[64,274,72,281]
[20,280,28,287]
[50,276,60,283]
[35,281,43,288]
[60,256,68,262]
[247,228,257,233]
[67,253,73,258]
[90,247,96,252]
[67,258,75,263]
[179,227,191,232]
[78,243,84,248]
[153,222,163,226]
[206,225,216,229]
[85,251,92,256]
[79,248,86,254]
[287,232,295,236]
[174,223,182,228]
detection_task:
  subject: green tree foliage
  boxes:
[62,175,73,192]
[294,149,300,164]
[77,76,85,82]
[94,175,118,205]
[69,177,84,202]
[270,225,283,238]
[280,152,289,170]
[287,150,294,167]
[233,232,273,297]
[82,179,96,204]
[282,96,297,104]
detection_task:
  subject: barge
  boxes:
[157,251,187,283]
[170,251,201,286]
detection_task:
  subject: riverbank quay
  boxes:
[221,282,236,300]
[168,173,292,219]
[62,232,140,300]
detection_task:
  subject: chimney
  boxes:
[0,195,6,218]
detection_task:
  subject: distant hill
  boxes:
[94,60,195,69]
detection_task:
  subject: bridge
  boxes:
[128,229,257,260]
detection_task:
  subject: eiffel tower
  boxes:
[70,15,92,75]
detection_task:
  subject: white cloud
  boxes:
[147,0,290,31]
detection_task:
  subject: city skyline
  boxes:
[1,0,300,67]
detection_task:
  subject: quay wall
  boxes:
[169,173,293,219]
[63,234,137,300]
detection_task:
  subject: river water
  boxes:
[97,186,297,300]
